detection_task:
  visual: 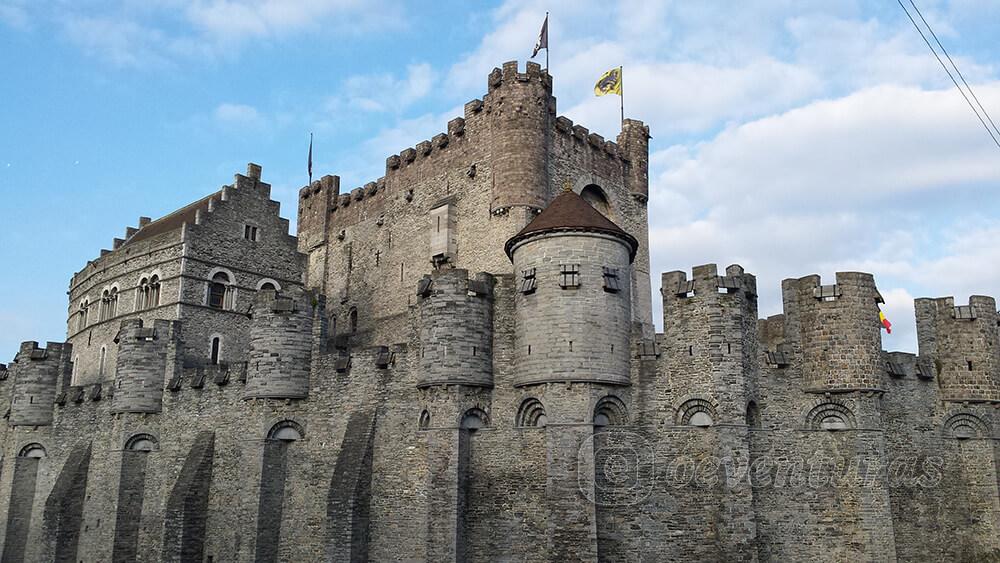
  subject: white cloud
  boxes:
[183,0,394,40]
[213,102,263,126]
[644,82,1000,351]
[333,63,438,114]
[26,0,404,68]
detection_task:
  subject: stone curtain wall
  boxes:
[1,62,999,563]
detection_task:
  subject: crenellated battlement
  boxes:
[915,295,1000,402]
[661,263,758,303]
[416,269,495,389]
[781,272,884,393]
[112,318,181,414]
[659,264,759,422]
[9,341,72,427]
[244,286,320,400]
[296,60,646,236]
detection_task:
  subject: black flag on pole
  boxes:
[531,13,548,59]
[307,133,313,185]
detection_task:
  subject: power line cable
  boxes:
[897,0,1000,149]
[908,0,1000,139]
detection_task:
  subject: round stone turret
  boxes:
[416,269,495,388]
[9,341,70,427]
[506,190,637,387]
[112,319,178,414]
[781,272,883,393]
[244,287,316,400]
[915,295,1000,403]
[486,60,554,211]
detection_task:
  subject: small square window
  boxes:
[559,264,580,289]
[243,225,259,242]
[520,268,537,294]
[602,267,620,293]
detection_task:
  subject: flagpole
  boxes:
[545,11,549,72]
[620,66,624,126]
[308,132,313,186]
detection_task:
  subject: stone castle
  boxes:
[0,60,998,562]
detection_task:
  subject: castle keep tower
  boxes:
[505,189,637,387]
[112,319,180,414]
[9,341,71,427]
[244,287,318,399]
[416,269,495,388]
[782,272,883,392]
[486,61,553,212]
[915,295,1000,402]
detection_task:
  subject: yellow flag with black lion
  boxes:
[594,66,622,96]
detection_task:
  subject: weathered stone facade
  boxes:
[1,61,999,562]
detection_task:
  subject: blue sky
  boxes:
[2,0,1000,362]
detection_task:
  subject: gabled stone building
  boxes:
[0,60,998,563]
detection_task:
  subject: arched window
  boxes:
[101,289,111,321]
[676,398,717,427]
[944,413,987,440]
[594,396,628,430]
[18,443,46,458]
[256,278,281,292]
[137,277,149,311]
[516,398,547,428]
[125,433,158,452]
[268,420,304,442]
[77,301,88,332]
[460,408,489,432]
[108,287,119,318]
[210,337,222,365]
[208,272,233,310]
[805,402,856,431]
[349,308,358,333]
[149,275,161,307]
[419,409,431,430]
[580,184,611,217]
[99,346,107,378]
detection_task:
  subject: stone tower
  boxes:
[415,269,497,562]
[8,341,71,427]
[244,286,318,400]
[915,295,1000,402]
[111,319,180,414]
[416,269,495,389]
[660,263,758,423]
[505,189,638,560]
[486,61,553,212]
[781,272,883,393]
[505,189,637,387]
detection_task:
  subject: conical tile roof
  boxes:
[504,190,638,261]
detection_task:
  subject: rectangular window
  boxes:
[429,204,456,260]
[520,268,537,294]
[243,225,259,241]
[602,267,620,293]
[559,264,580,289]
